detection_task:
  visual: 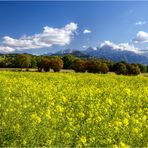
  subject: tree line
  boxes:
[0,54,147,75]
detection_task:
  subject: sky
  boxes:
[0,1,148,54]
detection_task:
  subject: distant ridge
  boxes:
[47,47,148,64]
[50,49,89,58]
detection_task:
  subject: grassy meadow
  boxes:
[0,71,148,147]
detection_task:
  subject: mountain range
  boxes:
[46,46,148,65]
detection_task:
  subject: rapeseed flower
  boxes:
[80,136,87,144]
[31,113,41,124]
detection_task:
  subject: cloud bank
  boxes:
[83,29,92,34]
[133,31,148,43]
[0,22,78,53]
[100,40,140,53]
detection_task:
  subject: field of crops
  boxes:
[0,71,148,147]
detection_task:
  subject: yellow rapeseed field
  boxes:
[0,71,148,147]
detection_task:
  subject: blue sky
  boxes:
[0,1,148,54]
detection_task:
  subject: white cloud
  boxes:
[0,46,15,53]
[83,29,92,34]
[135,21,146,26]
[133,31,148,43]
[0,22,78,53]
[100,40,140,53]
[82,45,87,48]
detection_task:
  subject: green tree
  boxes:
[36,57,50,72]
[50,57,63,72]
[0,57,6,68]
[42,58,51,72]
[16,54,31,70]
[127,64,140,75]
[36,57,43,72]
[137,64,147,73]
[99,63,109,74]
[30,57,37,68]
[114,63,127,75]
[86,59,101,73]
[62,55,75,69]
[73,59,86,72]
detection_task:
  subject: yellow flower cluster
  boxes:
[31,113,41,124]
[0,72,148,147]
